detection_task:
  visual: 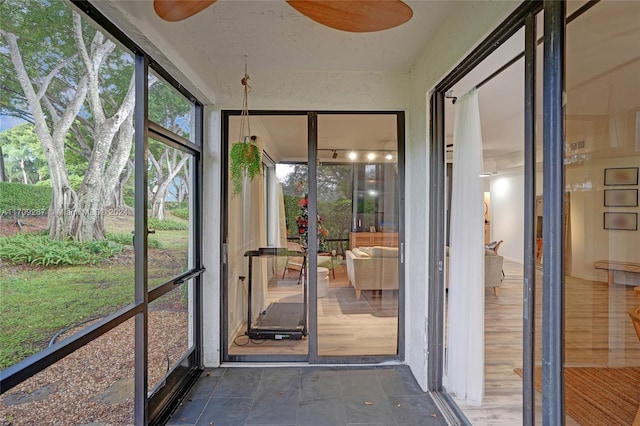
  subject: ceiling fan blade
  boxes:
[154,0,216,22]
[286,0,413,33]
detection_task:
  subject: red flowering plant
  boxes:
[296,195,329,252]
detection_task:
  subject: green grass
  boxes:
[148,217,188,231]
[106,232,163,248]
[0,215,191,370]
[0,265,135,369]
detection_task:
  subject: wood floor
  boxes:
[454,260,640,425]
[228,264,398,356]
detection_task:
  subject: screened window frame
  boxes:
[0,2,206,424]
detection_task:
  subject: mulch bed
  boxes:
[0,215,191,425]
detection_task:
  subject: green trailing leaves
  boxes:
[230,141,262,196]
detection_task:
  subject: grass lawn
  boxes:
[0,212,190,370]
[0,263,134,369]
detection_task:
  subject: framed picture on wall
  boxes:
[604,189,638,207]
[603,212,638,231]
[604,167,639,186]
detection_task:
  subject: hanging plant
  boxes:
[229,67,262,196]
[230,135,261,196]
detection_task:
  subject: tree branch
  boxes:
[36,53,79,100]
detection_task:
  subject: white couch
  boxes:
[446,247,504,296]
[345,246,399,299]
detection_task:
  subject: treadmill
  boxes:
[243,247,307,340]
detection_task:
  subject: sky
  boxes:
[0,115,24,133]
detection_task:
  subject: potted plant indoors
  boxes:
[230,135,261,196]
[229,68,262,196]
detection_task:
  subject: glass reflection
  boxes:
[148,71,194,142]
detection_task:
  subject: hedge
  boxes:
[0,182,51,215]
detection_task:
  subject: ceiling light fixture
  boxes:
[385,153,393,160]
[332,150,338,159]
[348,151,358,160]
[367,153,377,161]
[479,172,493,178]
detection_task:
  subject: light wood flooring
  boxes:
[228,264,398,357]
[454,260,640,425]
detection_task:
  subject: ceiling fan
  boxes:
[153,0,413,33]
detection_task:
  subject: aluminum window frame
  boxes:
[0,2,206,424]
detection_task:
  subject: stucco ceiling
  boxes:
[94,1,639,170]
[97,0,455,73]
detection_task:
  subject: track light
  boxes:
[332,150,338,159]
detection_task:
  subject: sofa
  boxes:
[446,247,504,296]
[345,246,399,299]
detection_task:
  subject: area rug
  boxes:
[514,366,640,425]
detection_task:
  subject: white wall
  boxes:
[567,156,640,282]
[490,172,525,263]
[202,107,222,366]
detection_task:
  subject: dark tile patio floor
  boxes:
[165,365,449,426]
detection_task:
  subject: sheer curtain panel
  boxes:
[445,89,485,405]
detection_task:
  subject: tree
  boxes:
[0,143,5,182]
[147,82,193,219]
[280,163,354,242]
[1,0,135,241]
[148,141,189,220]
[0,123,46,184]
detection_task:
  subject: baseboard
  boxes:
[503,256,523,264]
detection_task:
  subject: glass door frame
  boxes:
[428,1,606,423]
[427,1,542,424]
[221,110,406,364]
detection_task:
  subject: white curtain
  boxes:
[242,150,268,320]
[445,88,485,405]
[277,183,287,247]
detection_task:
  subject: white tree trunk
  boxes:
[19,159,29,184]
[1,13,135,241]
[1,28,84,240]
[150,154,190,220]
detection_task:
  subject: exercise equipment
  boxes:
[243,247,307,340]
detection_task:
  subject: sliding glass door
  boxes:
[316,113,401,359]
[222,111,404,363]
[430,1,640,424]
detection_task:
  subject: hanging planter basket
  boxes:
[230,136,261,196]
[229,67,262,196]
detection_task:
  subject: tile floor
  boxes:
[166,365,449,426]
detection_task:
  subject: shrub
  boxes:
[171,207,189,221]
[148,217,189,231]
[0,234,123,266]
[35,175,82,191]
[0,182,51,214]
